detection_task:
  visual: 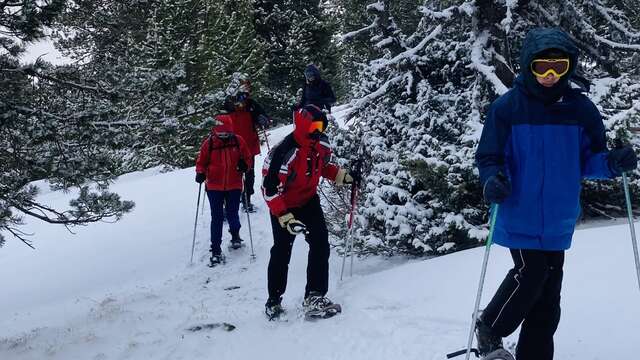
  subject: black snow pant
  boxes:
[267,194,330,300]
[242,156,256,198]
[481,249,565,360]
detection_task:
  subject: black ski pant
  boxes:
[481,249,564,360]
[267,195,330,300]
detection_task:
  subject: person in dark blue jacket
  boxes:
[299,64,336,112]
[475,28,637,360]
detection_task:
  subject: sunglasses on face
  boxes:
[530,58,570,78]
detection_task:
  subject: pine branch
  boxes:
[4,226,35,249]
[591,1,640,39]
[372,25,442,68]
[469,31,509,95]
[593,33,640,51]
[340,20,378,42]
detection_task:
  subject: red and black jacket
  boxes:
[196,116,252,191]
[261,108,339,216]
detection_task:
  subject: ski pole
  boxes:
[190,183,203,265]
[349,184,359,277]
[622,172,640,292]
[464,204,499,360]
[340,181,359,281]
[200,184,206,217]
[243,175,256,261]
[261,125,271,152]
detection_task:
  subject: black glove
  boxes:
[195,173,206,184]
[257,114,270,127]
[608,146,638,176]
[483,173,511,204]
[237,159,248,173]
[345,168,362,185]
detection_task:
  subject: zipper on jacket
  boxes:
[223,146,228,191]
[540,118,546,247]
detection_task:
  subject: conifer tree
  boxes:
[1,0,134,247]
[332,0,640,256]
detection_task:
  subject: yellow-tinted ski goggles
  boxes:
[530,58,570,78]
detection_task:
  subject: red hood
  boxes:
[213,114,234,136]
[293,105,327,146]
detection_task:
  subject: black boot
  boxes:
[475,317,504,356]
[229,230,244,250]
[265,297,284,320]
[209,248,225,267]
[242,193,255,213]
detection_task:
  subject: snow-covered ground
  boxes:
[1,124,639,360]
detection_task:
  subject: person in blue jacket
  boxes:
[299,64,336,112]
[475,28,637,360]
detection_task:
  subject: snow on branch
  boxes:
[340,20,378,42]
[366,1,384,12]
[349,75,404,112]
[1,63,118,96]
[371,25,442,69]
[605,99,640,129]
[593,34,640,51]
[419,1,474,19]
[592,3,640,39]
[469,31,509,95]
[528,2,559,25]
[501,0,518,33]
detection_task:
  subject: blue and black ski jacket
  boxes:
[476,28,614,251]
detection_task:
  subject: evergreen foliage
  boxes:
[1,0,134,247]
[331,0,640,256]
[255,0,340,118]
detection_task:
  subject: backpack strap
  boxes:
[208,134,240,154]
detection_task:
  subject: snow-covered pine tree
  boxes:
[331,0,640,256]
[0,1,134,247]
[254,0,340,119]
[52,0,267,170]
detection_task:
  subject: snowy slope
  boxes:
[1,124,639,360]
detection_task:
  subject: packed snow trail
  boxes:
[1,111,639,359]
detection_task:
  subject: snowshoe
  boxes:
[480,349,515,360]
[229,231,245,250]
[265,297,285,321]
[303,292,342,320]
[208,254,225,267]
[475,317,503,356]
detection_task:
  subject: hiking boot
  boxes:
[475,317,503,356]
[229,230,244,249]
[265,297,285,320]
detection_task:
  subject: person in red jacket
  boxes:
[261,104,360,320]
[195,115,253,267]
[223,86,270,212]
